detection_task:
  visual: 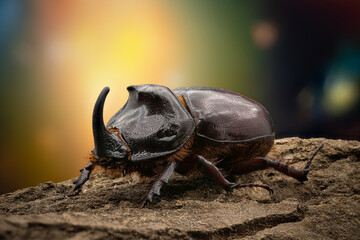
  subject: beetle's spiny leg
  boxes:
[251,143,324,182]
[231,183,274,194]
[68,162,94,197]
[141,161,177,208]
[253,157,309,182]
[197,155,273,194]
[197,155,235,192]
[304,143,324,170]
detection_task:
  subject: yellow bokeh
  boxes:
[323,77,359,116]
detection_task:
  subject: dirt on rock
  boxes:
[0,137,359,240]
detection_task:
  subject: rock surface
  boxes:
[0,137,359,240]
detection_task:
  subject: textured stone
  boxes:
[0,137,359,239]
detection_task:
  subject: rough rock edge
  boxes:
[0,137,359,240]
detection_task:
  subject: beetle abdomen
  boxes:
[173,87,274,142]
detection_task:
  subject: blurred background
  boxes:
[0,0,359,194]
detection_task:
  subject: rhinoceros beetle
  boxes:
[71,84,323,207]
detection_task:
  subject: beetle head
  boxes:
[91,87,129,169]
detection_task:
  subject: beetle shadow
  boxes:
[91,173,224,208]
[154,175,225,203]
[62,172,279,210]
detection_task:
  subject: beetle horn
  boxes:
[92,86,112,158]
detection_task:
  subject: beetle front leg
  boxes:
[142,161,177,208]
[68,162,94,196]
[196,155,273,194]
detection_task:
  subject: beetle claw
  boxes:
[68,162,94,197]
[301,168,310,182]
[225,183,236,193]
[67,188,81,197]
[141,199,150,208]
[141,190,155,208]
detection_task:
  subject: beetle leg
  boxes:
[253,143,324,182]
[197,155,273,193]
[68,162,94,196]
[196,155,234,191]
[141,161,177,208]
[250,157,308,182]
[304,143,324,169]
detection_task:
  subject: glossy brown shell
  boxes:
[107,85,195,161]
[173,87,274,142]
